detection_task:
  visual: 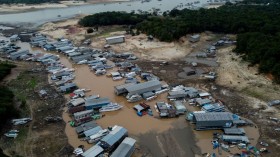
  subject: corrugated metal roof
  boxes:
[222,135,249,143]
[101,126,127,146]
[82,145,104,157]
[110,137,136,157]
[106,35,125,40]
[84,126,102,137]
[85,97,110,107]
[174,101,186,111]
[115,83,136,90]
[59,83,77,91]
[194,112,233,121]
[168,90,188,96]
[224,128,245,135]
[10,50,29,56]
[75,121,97,134]
[70,98,85,106]
[125,80,161,93]
[196,98,212,106]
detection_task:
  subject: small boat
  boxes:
[127,94,142,102]
[148,109,153,116]
[99,103,123,112]
[4,132,18,138]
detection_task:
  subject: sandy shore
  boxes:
[0,0,130,14]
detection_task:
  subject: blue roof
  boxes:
[85,97,110,107]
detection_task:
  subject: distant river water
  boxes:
[0,0,210,26]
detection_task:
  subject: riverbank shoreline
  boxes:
[0,0,131,14]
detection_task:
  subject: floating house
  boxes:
[111,137,136,157]
[73,110,94,121]
[68,105,85,114]
[8,50,29,60]
[68,98,85,107]
[168,90,189,99]
[192,112,233,130]
[71,53,93,63]
[82,145,104,157]
[114,83,136,95]
[125,80,161,96]
[201,103,225,112]
[99,126,128,152]
[85,97,110,110]
[174,101,187,114]
[196,98,212,107]
[75,121,98,134]
[105,35,125,45]
[156,102,178,118]
[59,83,77,93]
[83,126,103,137]
[223,128,246,135]
[221,135,249,144]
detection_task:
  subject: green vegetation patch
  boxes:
[0,62,16,81]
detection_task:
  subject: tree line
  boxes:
[79,3,280,82]
[0,62,18,131]
[0,0,60,4]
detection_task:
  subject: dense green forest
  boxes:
[79,3,280,82]
[241,0,280,4]
[0,63,18,130]
[0,0,60,4]
[78,11,148,26]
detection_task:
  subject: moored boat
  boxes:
[99,103,123,112]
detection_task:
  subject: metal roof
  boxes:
[69,98,85,106]
[193,112,233,121]
[110,137,136,157]
[82,145,104,157]
[222,135,249,143]
[59,83,77,91]
[75,121,97,134]
[105,35,125,40]
[101,126,127,146]
[125,80,161,94]
[9,50,29,56]
[115,83,136,90]
[71,53,92,62]
[85,97,110,107]
[142,91,155,99]
[199,92,211,97]
[133,104,144,112]
[224,128,245,135]
[174,101,186,111]
[84,126,102,137]
[73,110,93,117]
[196,98,212,106]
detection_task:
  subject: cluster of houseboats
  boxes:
[1,32,264,156]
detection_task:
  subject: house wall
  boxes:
[195,120,233,130]
[74,110,94,120]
